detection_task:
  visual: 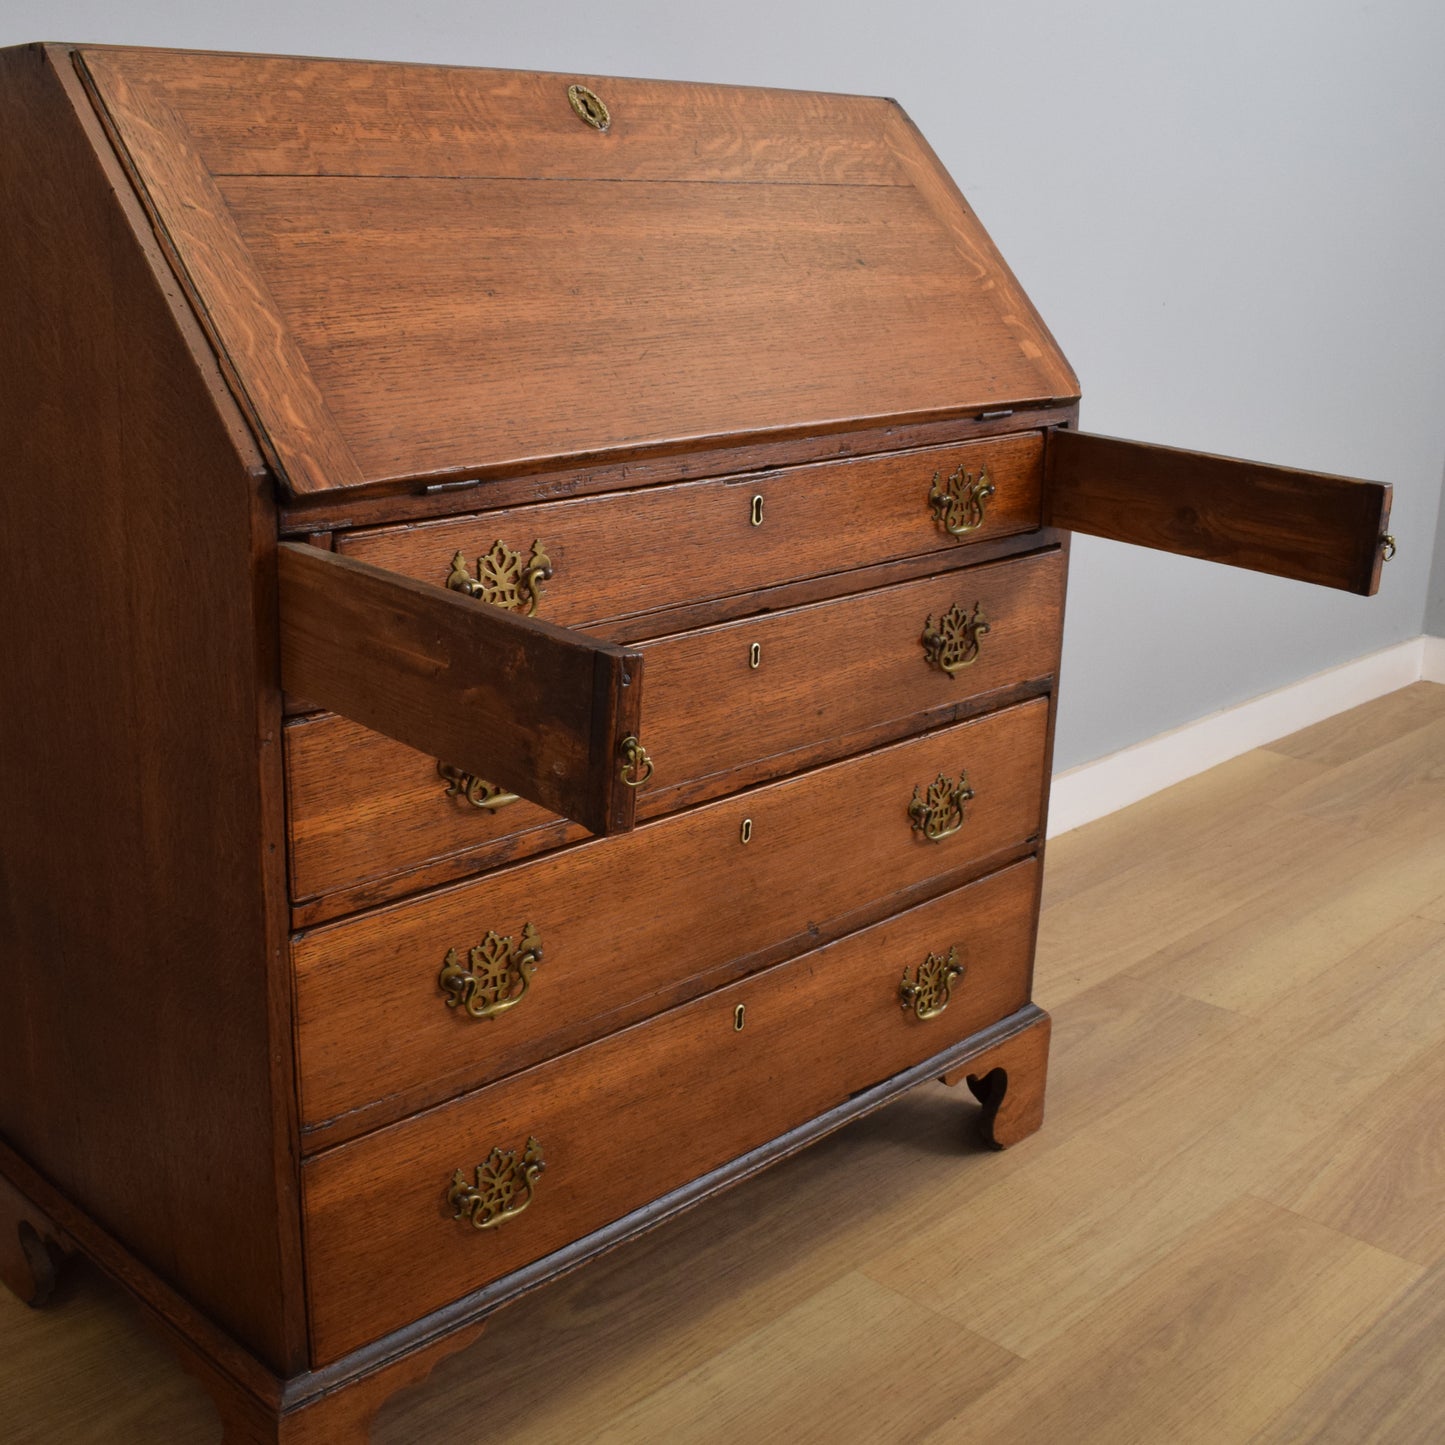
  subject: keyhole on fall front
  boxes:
[749,642,762,670]
[734,1004,746,1031]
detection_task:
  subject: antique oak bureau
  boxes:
[0,43,1393,1441]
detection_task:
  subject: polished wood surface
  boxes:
[294,700,1050,1138]
[634,550,1064,805]
[278,543,645,836]
[79,47,1078,497]
[285,539,1061,917]
[302,861,1041,1362]
[335,434,1045,629]
[277,407,1079,537]
[7,685,1441,1440]
[1045,427,1393,594]
[284,548,1063,908]
[0,43,305,1370]
[2,38,1403,1443]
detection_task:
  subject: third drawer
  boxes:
[293,695,1049,1136]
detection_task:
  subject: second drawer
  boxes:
[293,696,1049,1135]
[286,546,1063,911]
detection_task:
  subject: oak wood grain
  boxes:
[336,433,1044,629]
[302,860,1041,1362]
[6,687,1445,1442]
[294,699,1050,1137]
[79,47,1077,496]
[278,542,644,836]
[277,405,1079,533]
[0,42,304,1371]
[634,549,1064,808]
[1045,427,1393,594]
[284,548,1063,908]
[76,50,364,495]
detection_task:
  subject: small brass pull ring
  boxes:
[619,735,654,788]
[1380,533,1397,561]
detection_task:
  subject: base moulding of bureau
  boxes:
[0,1004,1049,1443]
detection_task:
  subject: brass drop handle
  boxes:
[1380,533,1397,561]
[929,463,995,536]
[619,735,654,788]
[438,923,542,1020]
[437,761,520,812]
[448,1136,546,1231]
[900,946,965,1020]
[446,539,552,615]
[921,602,989,676]
[908,771,974,842]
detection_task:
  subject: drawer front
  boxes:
[284,713,585,910]
[334,434,1043,629]
[303,856,1040,1363]
[635,549,1062,801]
[294,697,1049,1132]
[285,548,1063,908]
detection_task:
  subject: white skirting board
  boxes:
[1047,636,1445,839]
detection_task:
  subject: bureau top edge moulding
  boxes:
[0,41,1392,1444]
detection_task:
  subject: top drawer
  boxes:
[334,433,1043,628]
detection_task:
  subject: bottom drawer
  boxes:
[302,856,1041,1362]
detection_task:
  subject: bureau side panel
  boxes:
[0,44,303,1371]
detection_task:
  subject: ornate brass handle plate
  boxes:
[909,771,974,842]
[921,601,989,675]
[448,1136,546,1231]
[618,735,654,788]
[437,761,520,812]
[900,945,965,1020]
[929,462,996,536]
[438,923,542,1021]
[446,539,552,615]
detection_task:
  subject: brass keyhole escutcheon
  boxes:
[567,84,610,131]
[740,817,753,844]
[749,642,762,670]
[750,494,764,526]
[734,1004,746,1031]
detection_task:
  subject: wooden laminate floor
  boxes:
[5,683,1445,1444]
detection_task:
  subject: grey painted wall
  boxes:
[7,0,1444,767]
[1428,463,1445,637]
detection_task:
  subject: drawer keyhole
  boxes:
[750,495,764,526]
[740,817,753,844]
[749,642,762,670]
[734,1004,746,1031]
